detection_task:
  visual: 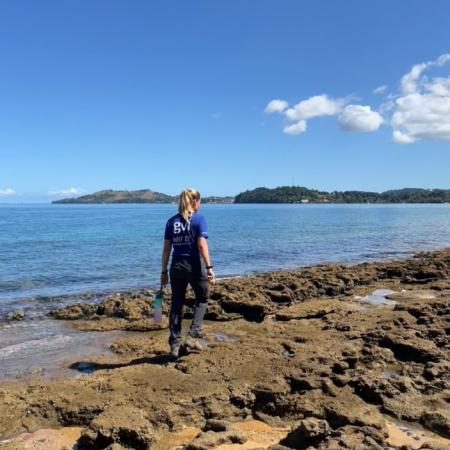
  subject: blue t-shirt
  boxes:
[164,213,208,258]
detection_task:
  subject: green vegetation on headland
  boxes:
[52,189,234,204]
[52,186,450,204]
[233,186,450,203]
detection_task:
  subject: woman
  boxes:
[161,188,215,358]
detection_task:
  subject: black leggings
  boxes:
[169,257,209,346]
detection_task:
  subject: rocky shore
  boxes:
[1,250,450,449]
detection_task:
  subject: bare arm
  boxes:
[198,237,215,284]
[197,237,211,267]
[160,239,172,285]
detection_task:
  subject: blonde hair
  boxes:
[178,188,201,222]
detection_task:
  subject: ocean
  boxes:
[1,202,450,378]
[2,203,450,316]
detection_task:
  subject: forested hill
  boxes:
[52,189,234,204]
[52,187,450,204]
[233,186,450,204]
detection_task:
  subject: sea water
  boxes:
[1,203,450,315]
[1,203,450,378]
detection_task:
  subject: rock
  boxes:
[288,375,322,392]
[51,303,96,320]
[281,417,331,448]
[124,317,168,331]
[275,301,338,321]
[378,333,441,363]
[342,350,359,368]
[5,249,450,450]
[230,386,256,409]
[78,407,154,449]
[6,309,25,321]
[363,435,384,449]
[203,303,241,321]
[352,373,406,406]
[420,410,450,438]
[331,374,351,387]
[265,289,293,304]
[359,426,386,445]
[252,411,286,427]
[324,396,385,431]
[321,379,339,397]
[96,297,152,320]
[419,443,450,450]
[186,429,247,450]
[220,298,270,322]
[315,425,385,450]
[423,361,450,380]
[332,361,349,374]
[295,417,331,438]
[203,419,232,432]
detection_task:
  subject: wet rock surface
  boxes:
[1,249,450,449]
[5,309,25,321]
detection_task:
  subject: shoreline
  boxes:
[0,244,435,322]
[1,249,450,449]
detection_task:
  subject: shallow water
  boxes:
[382,362,404,380]
[354,288,397,306]
[385,417,450,449]
[0,319,126,380]
[208,331,240,344]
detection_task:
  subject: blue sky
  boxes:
[1,0,450,202]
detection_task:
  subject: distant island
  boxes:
[52,189,234,204]
[52,187,450,205]
[234,186,450,204]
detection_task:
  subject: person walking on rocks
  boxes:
[161,188,215,358]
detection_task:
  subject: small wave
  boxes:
[0,322,33,329]
[0,334,73,359]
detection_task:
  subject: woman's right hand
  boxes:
[161,272,169,286]
[207,268,215,284]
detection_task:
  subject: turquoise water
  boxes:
[1,202,450,378]
[1,203,450,316]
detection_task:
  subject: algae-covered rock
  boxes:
[281,417,331,447]
[78,407,154,449]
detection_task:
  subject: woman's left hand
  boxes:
[207,268,215,285]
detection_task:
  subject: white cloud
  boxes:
[283,120,307,135]
[400,53,450,95]
[0,188,16,196]
[49,187,84,196]
[285,94,346,121]
[400,62,429,95]
[424,77,450,96]
[379,99,395,115]
[264,99,289,114]
[392,130,416,144]
[264,53,450,143]
[337,105,384,132]
[373,85,387,95]
[391,54,450,143]
[265,94,346,136]
[436,54,450,66]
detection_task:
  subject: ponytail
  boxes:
[178,188,201,222]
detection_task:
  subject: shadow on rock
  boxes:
[70,354,174,374]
